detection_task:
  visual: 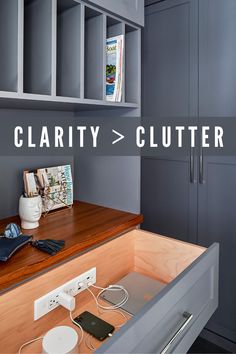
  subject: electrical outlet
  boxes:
[34,267,96,321]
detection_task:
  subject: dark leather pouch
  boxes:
[0,235,32,261]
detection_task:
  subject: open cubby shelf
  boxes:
[0,0,141,111]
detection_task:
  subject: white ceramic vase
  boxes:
[19,195,42,230]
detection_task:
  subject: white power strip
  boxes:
[34,267,96,320]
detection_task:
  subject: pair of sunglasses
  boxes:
[0,223,22,239]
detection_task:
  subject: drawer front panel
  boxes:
[97,243,219,354]
[133,267,214,353]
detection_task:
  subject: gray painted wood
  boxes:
[125,26,141,104]
[142,1,236,349]
[0,92,138,111]
[80,4,85,99]
[197,156,236,347]
[51,0,57,97]
[0,0,141,110]
[97,243,219,353]
[87,0,144,26]
[0,0,18,92]
[142,157,197,243]
[84,9,105,100]
[57,1,82,98]
[18,0,24,93]
[199,0,236,117]
[107,17,123,38]
[23,0,52,95]
[141,0,199,243]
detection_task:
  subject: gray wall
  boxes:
[75,156,140,214]
[0,109,74,219]
[0,108,141,219]
[73,108,141,214]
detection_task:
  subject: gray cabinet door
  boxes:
[199,0,236,117]
[198,0,236,348]
[87,0,144,26]
[197,156,236,346]
[141,0,198,243]
[142,157,197,243]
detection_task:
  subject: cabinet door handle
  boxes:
[199,149,204,184]
[160,312,193,354]
[190,149,194,183]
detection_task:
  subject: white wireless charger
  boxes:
[42,326,78,354]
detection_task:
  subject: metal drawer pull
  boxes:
[190,149,194,183]
[199,152,204,184]
[160,312,193,354]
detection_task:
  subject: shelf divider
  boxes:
[51,0,57,97]
[102,14,107,101]
[80,4,85,100]
[18,0,24,94]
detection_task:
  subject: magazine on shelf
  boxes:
[23,165,73,212]
[106,35,124,102]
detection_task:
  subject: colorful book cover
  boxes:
[106,35,124,102]
[24,165,73,212]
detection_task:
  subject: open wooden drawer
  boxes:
[97,230,219,353]
[0,229,219,354]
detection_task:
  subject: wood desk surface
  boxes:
[0,201,143,294]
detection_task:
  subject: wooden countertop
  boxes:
[0,201,143,294]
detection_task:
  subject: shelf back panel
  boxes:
[84,8,105,100]
[0,0,18,92]
[24,0,52,95]
[57,1,82,98]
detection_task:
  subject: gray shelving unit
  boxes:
[0,0,141,111]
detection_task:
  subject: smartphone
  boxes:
[73,311,115,341]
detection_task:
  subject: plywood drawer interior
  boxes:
[0,230,207,353]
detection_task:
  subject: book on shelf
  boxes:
[23,165,73,212]
[106,35,124,102]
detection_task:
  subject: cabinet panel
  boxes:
[199,0,236,116]
[198,157,236,345]
[144,0,197,118]
[142,157,197,243]
[142,0,198,243]
[88,0,144,26]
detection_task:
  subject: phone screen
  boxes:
[73,311,115,341]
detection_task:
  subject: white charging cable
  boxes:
[85,282,129,329]
[87,283,129,311]
[69,310,84,346]
[18,291,83,354]
[18,337,44,354]
[58,291,84,346]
